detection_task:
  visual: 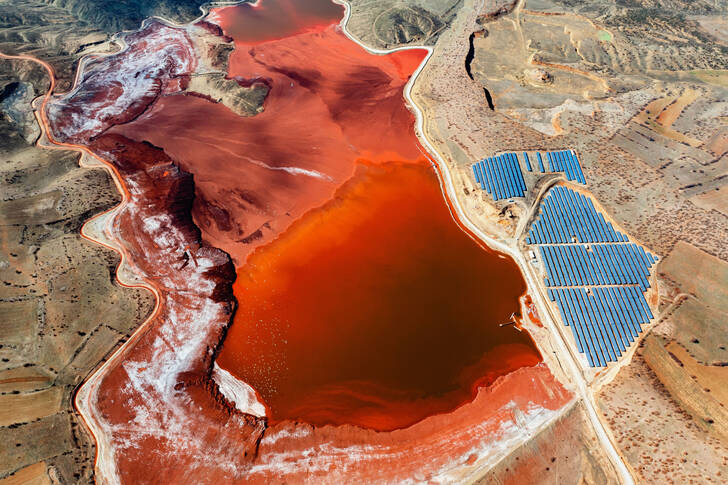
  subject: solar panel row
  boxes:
[523,152,532,172]
[471,153,527,200]
[538,243,656,291]
[526,186,627,244]
[544,150,586,184]
[547,286,653,367]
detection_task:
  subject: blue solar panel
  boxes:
[563,152,574,181]
[554,292,570,328]
[497,155,511,198]
[607,290,631,346]
[607,286,635,338]
[486,158,498,200]
[526,185,659,367]
[560,152,571,180]
[523,152,532,172]
[471,152,530,200]
[564,290,591,360]
[504,155,518,197]
[586,291,616,361]
[581,290,610,363]
[535,150,587,184]
[494,156,507,198]
[513,154,527,193]
[482,162,491,193]
[493,162,499,196]
[571,151,587,184]
[596,288,626,348]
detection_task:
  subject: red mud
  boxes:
[212,0,343,44]
[524,294,543,327]
[41,0,573,482]
[248,364,571,484]
[111,23,428,265]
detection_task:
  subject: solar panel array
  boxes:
[472,153,526,200]
[472,150,587,202]
[541,150,586,184]
[538,244,656,291]
[528,185,658,367]
[547,287,653,367]
[526,186,625,244]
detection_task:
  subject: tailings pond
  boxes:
[111,0,541,431]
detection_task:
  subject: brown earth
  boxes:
[598,350,728,484]
[345,0,463,48]
[476,402,618,484]
[0,0,115,92]
[0,58,153,483]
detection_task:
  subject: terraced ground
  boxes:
[0,1,210,483]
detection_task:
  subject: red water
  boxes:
[212,0,342,44]
[219,162,540,430]
[111,0,541,431]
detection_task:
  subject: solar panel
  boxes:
[526,185,659,367]
[470,152,529,200]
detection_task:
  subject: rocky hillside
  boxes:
[44,0,208,31]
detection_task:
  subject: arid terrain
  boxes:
[1,0,727,483]
[0,55,153,483]
[403,0,728,482]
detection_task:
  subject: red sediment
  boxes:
[41,0,573,481]
[86,134,265,482]
[111,26,429,265]
[245,364,572,484]
[182,90,218,103]
[195,19,234,42]
[211,0,343,45]
[46,21,197,143]
[524,294,543,327]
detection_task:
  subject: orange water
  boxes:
[217,161,540,430]
[213,0,342,44]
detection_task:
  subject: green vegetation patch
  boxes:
[597,30,612,42]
